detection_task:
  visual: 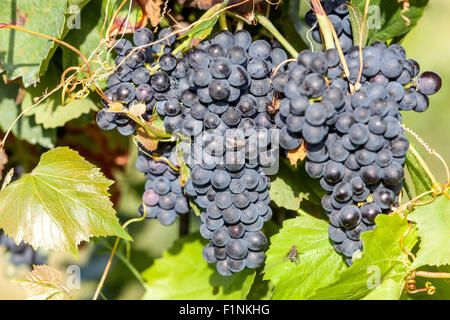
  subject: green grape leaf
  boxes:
[142,233,256,300]
[0,147,131,256]
[176,1,228,53]
[269,160,324,212]
[269,164,304,211]
[61,0,115,72]
[0,80,56,148]
[348,3,368,46]
[0,1,68,87]
[350,0,429,44]
[310,213,418,300]
[405,147,434,197]
[21,63,98,129]
[263,212,347,299]
[408,195,450,268]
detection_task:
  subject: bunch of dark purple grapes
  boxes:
[306,0,353,53]
[96,27,177,136]
[273,42,441,265]
[136,142,190,226]
[151,29,290,276]
[96,27,191,227]
[0,229,46,268]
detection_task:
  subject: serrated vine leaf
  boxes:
[17,265,71,300]
[0,147,131,256]
[350,0,429,43]
[348,3,368,46]
[22,63,98,129]
[263,212,347,299]
[142,233,255,300]
[408,195,450,268]
[0,1,67,87]
[310,213,418,300]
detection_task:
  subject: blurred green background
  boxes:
[0,0,449,300]
[401,0,450,182]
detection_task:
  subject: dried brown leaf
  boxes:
[287,140,307,167]
[140,0,164,27]
[17,265,71,300]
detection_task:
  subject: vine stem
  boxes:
[310,1,335,50]
[415,271,450,279]
[92,213,147,300]
[355,0,371,90]
[219,12,228,30]
[254,12,298,58]
[101,240,147,289]
[235,19,244,31]
[0,24,90,73]
[310,0,352,91]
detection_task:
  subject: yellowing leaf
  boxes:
[287,140,307,167]
[0,147,131,256]
[17,265,70,300]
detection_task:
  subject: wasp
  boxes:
[283,245,300,263]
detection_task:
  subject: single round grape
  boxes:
[338,205,361,229]
[360,163,383,185]
[416,71,442,95]
[203,244,217,263]
[373,187,396,209]
[216,259,232,276]
[228,223,246,239]
[383,162,404,186]
[246,251,265,269]
[361,202,382,225]
[332,182,353,202]
[226,239,248,260]
[212,227,231,247]
[157,209,177,226]
[222,205,242,224]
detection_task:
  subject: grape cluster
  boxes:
[96,27,177,136]
[306,0,353,54]
[151,30,286,275]
[0,230,46,268]
[273,42,441,265]
[136,142,190,226]
[95,27,192,226]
